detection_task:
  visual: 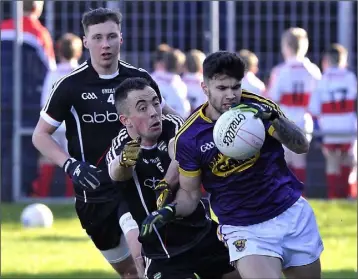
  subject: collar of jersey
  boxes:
[199,103,213,123]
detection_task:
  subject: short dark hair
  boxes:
[114,78,152,114]
[203,51,245,81]
[82,8,122,33]
[325,43,348,66]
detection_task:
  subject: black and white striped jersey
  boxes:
[40,59,162,202]
[106,115,212,259]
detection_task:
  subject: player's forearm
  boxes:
[124,229,144,278]
[272,117,309,154]
[164,160,179,190]
[173,187,202,217]
[32,132,70,167]
[108,156,133,181]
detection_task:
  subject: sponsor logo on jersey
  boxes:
[209,153,259,177]
[102,88,115,94]
[200,142,215,153]
[144,177,161,189]
[81,92,98,100]
[82,111,119,123]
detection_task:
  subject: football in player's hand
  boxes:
[213,108,265,160]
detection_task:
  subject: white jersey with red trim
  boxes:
[241,71,266,96]
[267,57,321,129]
[308,67,357,144]
[151,70,191,118]
[181,72,207,111]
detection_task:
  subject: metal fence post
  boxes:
[45,1,55,38]
[226,1,236,52]
[338,1,353,67]
[209,1,220,53]
[12,0,23,202]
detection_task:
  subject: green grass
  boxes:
[1,200,357,278]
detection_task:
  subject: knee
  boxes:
[111,257,137,278]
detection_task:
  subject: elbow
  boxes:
[295,139,310,154]
[32,131,40,149]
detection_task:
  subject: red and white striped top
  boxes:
[308,67,357,144]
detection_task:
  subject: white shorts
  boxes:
[217,197,324,269]
[95,234,130,264]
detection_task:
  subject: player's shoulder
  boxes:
[241,90,277,107]
[241,90,285,116]
[174,108,204,144]
[162,114,185,128]
[271,62,285,75]
[119,60,151,77]
[304,59,322,79]
[51,61,90,90]
[111,127,131,149]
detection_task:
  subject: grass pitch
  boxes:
[1,200,357,278]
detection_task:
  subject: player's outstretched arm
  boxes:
[32,118,70,167]
[108,139,141,182]
[108,154,134,182]
[173,174,202,217]
[271,117,309,154]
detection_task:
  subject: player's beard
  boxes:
[208,89,228,115]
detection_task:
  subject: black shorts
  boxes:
[75,199,124,251]
[145,222,234,279]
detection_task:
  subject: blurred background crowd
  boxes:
[1,1,357,202]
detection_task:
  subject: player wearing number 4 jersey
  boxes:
[142,51,324,279]
[267,27,321,185]
[32,8,176,279]
[309,44,357,199]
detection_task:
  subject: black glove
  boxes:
[139,203,176,242]
[154,179,174,209]
[232,103,280,121]
[63,158,101,190]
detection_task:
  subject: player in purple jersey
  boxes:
[141,51,324,279]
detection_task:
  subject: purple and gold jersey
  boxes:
[174,90,302,226]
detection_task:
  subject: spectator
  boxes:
[237,49,265,95]
[32,33,83,197]
[182,49,207,112]
[266,27,321,187]
[1,0,56,200]
[309,43,357,199]
[151,45,191,118]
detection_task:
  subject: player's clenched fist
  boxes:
[119,139,141,168]
[154,179,174,209]
[63,158,101,190]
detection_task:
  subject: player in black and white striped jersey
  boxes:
[106,78,238,279]
[32,8,176,279]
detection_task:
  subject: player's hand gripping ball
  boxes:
[119,138,141,168]
[213,104,267,160]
